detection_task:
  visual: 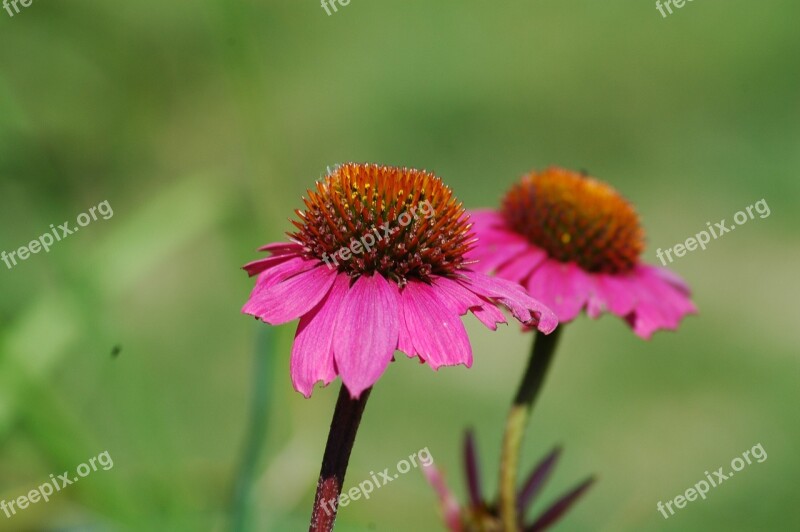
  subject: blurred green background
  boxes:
[1,1,798,531]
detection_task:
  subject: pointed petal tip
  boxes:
[293,384,314,399]
[526,474,596,532]
[518,444,564,514]
[463,428,483,508]
[344,382,370,400]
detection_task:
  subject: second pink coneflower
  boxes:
[468,166,696,338]
[467,167,696,529]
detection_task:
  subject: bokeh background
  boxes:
[1,1,798,531]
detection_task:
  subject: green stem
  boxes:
[499,327,563,531]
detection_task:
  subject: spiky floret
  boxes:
[501,167,645,274]
[290,163,474,285]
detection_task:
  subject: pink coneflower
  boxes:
[241,163,557,531]
[468,166,696,338]
[243,163,557,399]
[467,167,696,528]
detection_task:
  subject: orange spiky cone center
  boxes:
[291,163,473,285]
[501,167,645,274]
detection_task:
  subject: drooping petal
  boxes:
[394,282,417,359]
[432,276,480,315]
[257,241,304,254]
[460,271,558,334]
[242,264,337,325]
[526,260,592,323]
[470,240,530,274]
[650,264,692,296]
[290,274,350,397]
[243,252,300,277]
[496,247,548,285]
[400,281,473,370]
[434,276,507,330]
[333,274,400,398]
[466,210,531,273]
[626,265,697,339]
[469,298,509,330]
[253,255,318,291]
[242,259,313,318]
[588,271,637,319]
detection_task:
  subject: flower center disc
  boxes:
[291,163,473,284]
[501,167,644,273]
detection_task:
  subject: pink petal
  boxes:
[466,210,531,273]
[242,257,317,316]
[333,274,400,399]
[433,276,507,330]
[257,241,304,254]
[397,321,418,360]
[467,208,506,230]
[526,260,591,323]
[496,247,548,285]
[422,463,463,532]
[432,276,482,315]
[467,235,530,274]
[243,253,299,277]
[290,274,350,397]
[469,298,509,330]
[627,266,697,339]
[253,255,318,292]
[650,265,692,296]
[400,281,472,370]
[461,271,558,334]
[242,264,337,324]
[394,282,417,358]
[589,272,638,319]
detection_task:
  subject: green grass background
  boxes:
[1,1,798,530]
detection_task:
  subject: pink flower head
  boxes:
[242,163,558,398]
[468,167,696,339]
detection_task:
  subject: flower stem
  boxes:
[499,327,562,531]
[309,384,372,532]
